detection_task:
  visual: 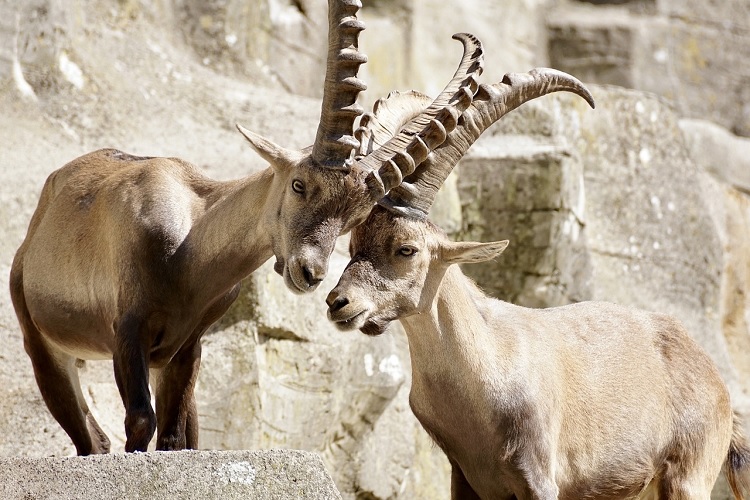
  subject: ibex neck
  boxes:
[400,266,492,375]
[178,168,276,306]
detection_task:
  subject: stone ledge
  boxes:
[0,449,342,500]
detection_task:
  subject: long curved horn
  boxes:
[380,68,596,218]
[311,0,368,169]
[354,33,485,199]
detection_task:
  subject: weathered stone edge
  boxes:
[0,449,342,500]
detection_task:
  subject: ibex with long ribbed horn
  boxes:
[9,0,486,454]
[326,65,750,498]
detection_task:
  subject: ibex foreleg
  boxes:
[450,463,482,500]
[151,341,202,450]
[113,313,156,452]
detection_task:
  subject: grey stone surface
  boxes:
[656,0,750,30]
[359,0,553,110]
[679,118,750,195]
[0,449,341,500]
[175,0,329,97]
[459,136,590,307]
[548,3,750,136]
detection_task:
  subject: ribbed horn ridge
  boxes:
[381,68,596,218]
[355,33,485,200]
[354,90,433,159]
[311,0,368,169]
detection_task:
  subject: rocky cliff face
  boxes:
[1,1,748,499]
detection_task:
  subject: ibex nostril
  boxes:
[325,291,337,308]
[326,291,349,312]
[302,266,323,287]
[334,297,349,312]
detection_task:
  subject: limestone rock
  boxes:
[547,3,750,136]
[359,0,552,110]
[175,0,329,97]
[0,449,342,499]
[459,135,589,307]
[679,118,750,195]
[656,0,750,31]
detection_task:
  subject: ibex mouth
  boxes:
[331,310,367,330]
[273,260,284,276]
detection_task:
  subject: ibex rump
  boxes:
[10,0,486,454]
[326,59,750,499]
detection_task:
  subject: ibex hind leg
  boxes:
[11,273,110,455]
[663,412,735,499]
[23,325,110,454]
[658,459,724,499]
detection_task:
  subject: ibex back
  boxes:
[9,0,488,454]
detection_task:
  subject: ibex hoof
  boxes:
[124,410,156,452]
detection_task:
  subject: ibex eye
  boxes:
[398,246,417,257]
[291,179,305,194]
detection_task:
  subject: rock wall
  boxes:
[547,0,750,136]
[1,1,748,499]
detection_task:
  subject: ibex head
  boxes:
[327,67,595,331]
[327,205,510,335]
[236,0,485,294]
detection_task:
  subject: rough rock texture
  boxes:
[458,134,589,307]
[680,119,750,195]
[1,1,749,499]
[547,1,750,136]
[359,0,553,108]
[0,449,342,499]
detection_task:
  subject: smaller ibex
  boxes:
[326,66,750,498]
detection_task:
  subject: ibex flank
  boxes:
[10,0,487,454]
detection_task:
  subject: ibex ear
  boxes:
[236,123,300,171]
[441,240,509,265]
